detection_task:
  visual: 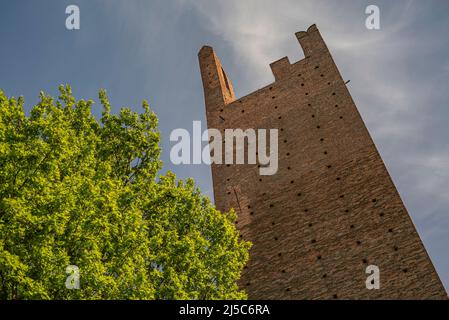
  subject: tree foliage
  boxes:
[0,85,250,299]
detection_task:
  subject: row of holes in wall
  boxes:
[218,66,338,117]
[220,65,406,298]
[223,75,342,165]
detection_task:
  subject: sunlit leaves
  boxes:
[0,86,250,300]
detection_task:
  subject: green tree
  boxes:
[0,85,250,299]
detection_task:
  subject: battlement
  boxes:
[269,56,291,81]
[295,24,330,58]
[199,24,333,113]
[270,24,331,81]
[198,45,235,110]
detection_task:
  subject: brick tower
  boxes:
[198,25,447,299]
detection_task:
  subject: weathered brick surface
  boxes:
[198,25,447,299]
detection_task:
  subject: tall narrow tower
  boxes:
[198,25,447,299]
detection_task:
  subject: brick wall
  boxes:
[198,24,447,299]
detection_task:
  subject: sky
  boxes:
[0,0,448,291]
